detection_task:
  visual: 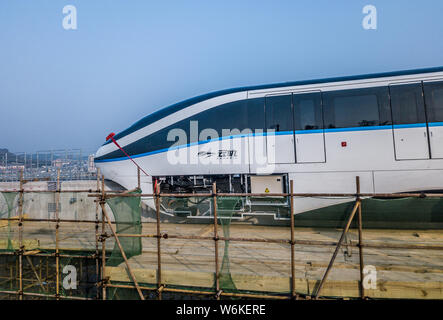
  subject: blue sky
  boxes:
[1,0,443,154]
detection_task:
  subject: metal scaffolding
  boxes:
[0,169,442,300]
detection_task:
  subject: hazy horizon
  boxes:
[1,0,443,154]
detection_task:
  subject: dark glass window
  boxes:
[390,83,426,125]
[323,87,390,128]
[293,93,323,130]
[246,98,265,130]
[424,81,443,123]
[98,100,250,160]
[265,94,293,132]
[193,100,248,138]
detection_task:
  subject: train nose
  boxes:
[94,132,120,163]
[94,144,107,161]
[94,137,118,162]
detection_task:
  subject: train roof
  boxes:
[106,66,443,144]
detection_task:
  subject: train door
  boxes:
[389,83,429,160]
[423,80,443,159]
[265,94,295,163]
[293,92,325,163]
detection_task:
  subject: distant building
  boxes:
[0,165,24,170]
[88,154,96,173]
[52,159,69,168]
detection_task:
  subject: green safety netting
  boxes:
[106,190,142,267]
[105,191,142,300]
[293,196,443,229]
[0,189,143,300]
[217,197,241,293]
[0,192,18,251]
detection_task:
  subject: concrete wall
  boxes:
[0,180,122,222]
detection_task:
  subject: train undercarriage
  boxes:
[153,174,291,221]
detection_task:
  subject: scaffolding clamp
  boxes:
[97,276,110,287]
[215,290,223,299]
[98,232,110,242]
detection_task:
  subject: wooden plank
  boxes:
[106,266,214,288]
[0,214,29,228]
[105,266,443,299]
[23,250,41,256]
[0,239,39,250]
[307,279,443,299]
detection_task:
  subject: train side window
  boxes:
[423,81,443,123]
[190,100,248,140]
[390,84,426,125]
[293,93,323,130]
[323,87,389,128]
[246,97,265,130]
[265,95,293,132]
[140,100,249,151]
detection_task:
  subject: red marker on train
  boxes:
[106,132,158,192]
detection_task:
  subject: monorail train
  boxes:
[95,67,443,228]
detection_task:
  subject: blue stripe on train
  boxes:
[94,123,443,163]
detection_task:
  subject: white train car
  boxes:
[95,67,443,228]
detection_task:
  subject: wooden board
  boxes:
[105,266,443,299]
[0,214,29,228]
[0,239,39,250]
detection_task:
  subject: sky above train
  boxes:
[1,0,443,154]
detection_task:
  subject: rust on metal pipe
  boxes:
[2,189,102,193]
[356,177,365,299]
[154,182,163,300]
[212,182,220,299]
[95,168,100,300]
[55,168,61,300]
[0,217,115,223]
[18,169,24,300]
[110,233,443,250]
[101,174,107,300]
[289,180,296,298]
[91,192,443,198]
[0,251,96,259]
[104,283,289,300]
[0,290,93,300]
